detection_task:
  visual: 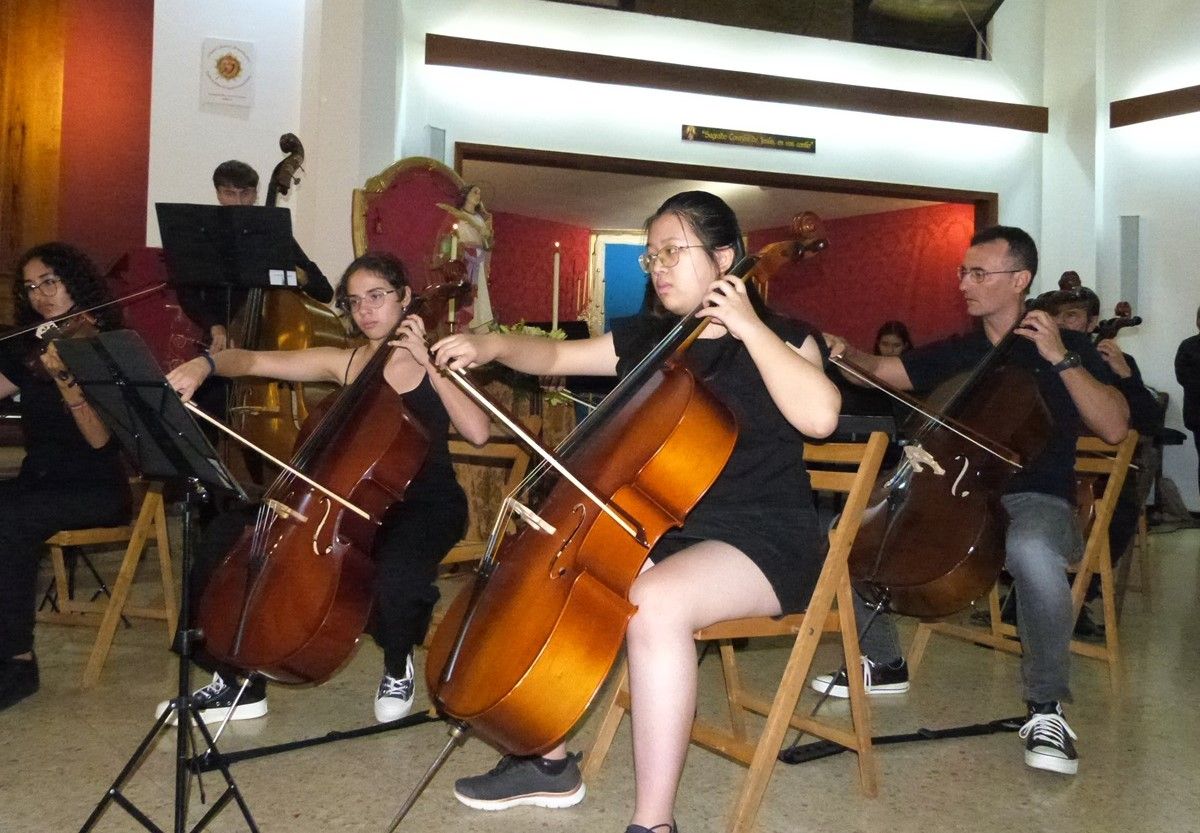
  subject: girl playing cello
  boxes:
[161,252,489,723]
[431,192,841,833]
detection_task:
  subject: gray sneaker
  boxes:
[453,753,586,811]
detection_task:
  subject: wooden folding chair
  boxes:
[441,414,541,567]
[582,432,889,833]
[908,431,1139,688]
[36,480,175,687]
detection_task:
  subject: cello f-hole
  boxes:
[951,455,972,497]
[548,505,587,579]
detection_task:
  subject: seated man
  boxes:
[816,227,1128,777]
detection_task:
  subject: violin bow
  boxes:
[0,283,169,344]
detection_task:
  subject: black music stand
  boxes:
[155,203,299,290]
[56,330,257,833]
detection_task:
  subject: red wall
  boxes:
[489,212,591,325]
[58,0,153,272]
[749,202,975,350]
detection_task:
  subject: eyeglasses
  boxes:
[638,244,704,273]
[956,266,1023,283]
[24,276,63,298]
[342,288,397,312]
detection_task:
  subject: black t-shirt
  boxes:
[0,336,127,486]
[900,326,1119,503]
[610,312,817,514]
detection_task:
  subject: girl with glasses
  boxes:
[430,191,841,833]
[0,243,131,712]
[161,252,490,726]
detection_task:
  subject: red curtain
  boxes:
[489,212,591,324]
[749,202,975,350]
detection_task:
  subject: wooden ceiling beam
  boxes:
[425,34,1048,134]
[1110,84,1200,128]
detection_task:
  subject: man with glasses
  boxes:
[817,226,1128,777]
[176,160,334,354]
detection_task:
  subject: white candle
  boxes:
[552,242,561,332]
[450,223,458,261]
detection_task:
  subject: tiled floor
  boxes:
[1,528,1197,833]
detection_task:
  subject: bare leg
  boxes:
[625,541,781,829]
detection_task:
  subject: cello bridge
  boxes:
[510,500,556,535]
[265,498,309,524]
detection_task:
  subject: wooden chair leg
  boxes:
[581,664,629,782]
[81,494,157,688]
[49,546,72,613]
[836,576,878,798]
[718,640,749,742]
[907,622,933,677]
[150,491,177,641]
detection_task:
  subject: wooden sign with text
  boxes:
[682,125,815,153]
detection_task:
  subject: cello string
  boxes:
[184,402,370,519]
[830,357,1022,469]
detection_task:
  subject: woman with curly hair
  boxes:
[0,242,131,712]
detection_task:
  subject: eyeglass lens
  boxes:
[639,246,681,273]
[26,277,61,297]
[347,289,394,311]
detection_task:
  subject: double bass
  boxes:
[422,228,825,757]
[226,134,353,484]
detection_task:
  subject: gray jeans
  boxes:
[856,491,1083,704]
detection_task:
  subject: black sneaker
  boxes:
[1018,701,1078,775]
[0,655,39,711]
[154,672,268,724]
[453,753,585,810]
[374,652,415,723]
[810,656,909,699]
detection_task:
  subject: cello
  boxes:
[196,279,467,684]
[420,226,825,762]
[833,332,1052,619]
[226,133,353,485]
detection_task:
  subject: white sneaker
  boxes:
[374,653,415,723]
[155,672,268,725]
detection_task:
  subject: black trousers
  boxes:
[188,490,466,681]
[0,475,130,659]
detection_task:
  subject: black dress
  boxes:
[0,337,130,660]
[610,313,824,614]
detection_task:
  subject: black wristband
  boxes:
[201,352,216,374]
[1052,351,1081,373]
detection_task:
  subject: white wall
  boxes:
[1092,0,1200,508]
[148,0,398,283]
[396,0,1046,238]
[147,0,307,236]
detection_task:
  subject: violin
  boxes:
[423,219,823,757]
[24,310,100,381]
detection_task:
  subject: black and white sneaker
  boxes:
[453,753,586,811]
[1018,701,1078,775]
[810,656,910,699]
[374,652,415,723]
[154,672,268,724]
